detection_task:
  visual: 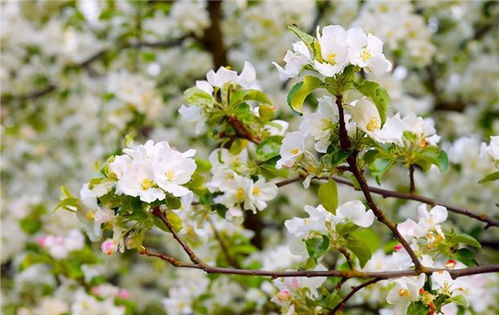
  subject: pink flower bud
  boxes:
[445,259,456,269]
[393,244,403,251]
[101,239,117,256]
[118,288,129,299]
[276,289,291,302]
[37,236,47,247]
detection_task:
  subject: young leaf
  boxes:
[256,136,282,162]
[287,76,323,114]
[306,235,330,263]
[454,248,478,266]
[288,26,318,58]
[453,233,481,248]
[345,238,371,268]
[353,80,390,124]
[478,171,499,183]
[184,87,213,107]
[350,228,380,253]
[318,178,338,213]
[437,151,449,173]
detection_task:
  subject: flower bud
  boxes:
[101,239,117,256]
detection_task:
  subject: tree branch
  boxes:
[335,93,424,271]
[409,164,416,194]
[274,175,499,228]
[330,279,380,314]
[2,35,193,103]
[139,246,499,280]
[151,207,203,265]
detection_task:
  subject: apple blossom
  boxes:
[276,131,305,169]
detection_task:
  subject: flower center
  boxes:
[361,48,372,62]
[366,118,380,131]
[326,52,337,65]
[290,148,299,155]
[252,187,260,196]
[398,289,411,298]
[165,170,176,181]
[141,178,154,190]
[235,188,245,201]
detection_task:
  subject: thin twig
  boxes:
[409,164,416,194]
[335,94,424,271]
[151,207,203,265]
[330,279,381,314]
[338,247,354,270]
[139,247,499,279]
[274,175,499,228]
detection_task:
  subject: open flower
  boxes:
[272,41,312,80]
[335,200,375,228]
[314,25,349,77]
[347,28,392,75]
[276,131,305,169]
[110,140,196,202]
[285,205,333,239]
[203,61,259,90]
[386,274,426,310]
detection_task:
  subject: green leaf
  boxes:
[407,302,430,315]
[454,248,478,266]
[350,228,380,253]
[183,87,213,107]
[336,222,360,236]
[20,217,42,234]
[243,89,271,104]
[345,238,371,268]
[437,151,449,173]
[453,233,481,248]
[318,178,338,213]
[478,171,499,183]
[447,295,468,306]
[288,26,318,58]
[369,158,395,184]
[258,104,274,122]
[305,235,330,263]
[353,80,390,124]
[287,76,323,114]
[255,136,282,162]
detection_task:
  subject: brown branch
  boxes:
[200,0,228,68]
[2,36,192,103]
[338,247,354,270]
[151,207,203,265]
[274,175,499,228]
[335,94,424,271]
[139,247,499,279]
[330,279,380,314]
[227,115,262,144]
[409,164,416,194]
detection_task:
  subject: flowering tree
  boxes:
[2,1,498,315]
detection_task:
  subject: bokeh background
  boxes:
[1,1,498,314]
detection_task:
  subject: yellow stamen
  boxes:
[235,188,245,201]
[253,187,260,196]
[165,170,176,181]
[86,211,95,220]
[366,118,380,131]
[327,52,337,65]
[141,178,154,190]
[290,148,299,155]
[399,289,411,298]
[361,48,372,62]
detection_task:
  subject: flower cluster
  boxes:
[273,25,392,79]
[109,140,197,202]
